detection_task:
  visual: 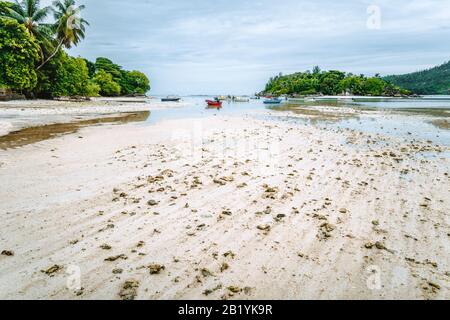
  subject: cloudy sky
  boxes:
[42,0,450,94]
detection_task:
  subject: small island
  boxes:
[262,66,411,97]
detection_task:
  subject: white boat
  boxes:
[233,96,250,102]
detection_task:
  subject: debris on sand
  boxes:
[339,208,348,214]
[201,268,214,277]
[112,268,123,274]
[213,176,234,186]
[98,224,115,232]
[136,241,145,248]
[160,169,175,177]
[220,262,229,272]
[119,279,140,300]
[104,254,128,262]
[1,250,14,256]
[148,175,164,183]
[100,244,112,250]
[375,241,389,251]
[427,281,441,291]
[364,242,374,249]
[317,222,335,240]
[221,209,232,216]
[262,185,279,199]
[227,286,241,293]
[41,264,63,276]
[257,224,271,231]
[148,264,165,274]
[203,284,223,296]
[421,280,441,297]
[364,241,394,254]
[147,199,159,206]
[223,251,236,259]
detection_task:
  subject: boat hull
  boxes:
[263,99,282,104]
[206,100,222,107]
[161,98,181,102]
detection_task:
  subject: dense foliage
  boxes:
[93,70,121,96]
[384,61,450,95]
[94,57,151,96]
[264,67,410,96]
[0,0,150,98]
[35,50,99,97]
[0,1,11,14]
[0,18,40,90]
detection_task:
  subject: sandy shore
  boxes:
[0,107,449,300]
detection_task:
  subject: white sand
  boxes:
[0,108,449,300]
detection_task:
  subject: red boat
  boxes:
[206,99,222,107]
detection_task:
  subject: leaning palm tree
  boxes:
[1,0,53,60]
[37,0,89,69]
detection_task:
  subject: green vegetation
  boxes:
[34,50,99,97]
[94,57,150,96]
[384,61,450,95]
[0,18,40,90]
[0,0,150,98]
[93,70,121,97]
[264,67,410,96]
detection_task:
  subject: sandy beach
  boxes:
[0,99,449,300]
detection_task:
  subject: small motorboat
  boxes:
[161,96,181,102]
[263,98,282,104]
[206,99,222,107]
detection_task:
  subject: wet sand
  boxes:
[0,111,150,150]
[0,103,449,300]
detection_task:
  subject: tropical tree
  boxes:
[120,70,151,95]
[0,18,40,91]
[37,0,89,69]
[0,0,53,60]
[95,57,123,82]
[93,70,121,96]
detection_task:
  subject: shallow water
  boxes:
[1,96,449,149]
[147,96,450,146]
[0,111,150,150]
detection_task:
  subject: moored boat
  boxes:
[161,96,181,102]
[206,99,222,107]
[233,96,250,102]
[263,98,282,104]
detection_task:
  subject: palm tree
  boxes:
[37,0,89,69]
[1,0,53,60]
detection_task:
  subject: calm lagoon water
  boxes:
[146,95,450,146]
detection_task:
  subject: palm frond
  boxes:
[3,8,26,23]
[12,1,26,17]
[32,6,50,22]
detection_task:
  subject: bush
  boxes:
[0,18,40,91]
[35,51,98,97]
[93,70,121,96]
[120,70,150,95]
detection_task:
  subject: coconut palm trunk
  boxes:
[37,38,64,70]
